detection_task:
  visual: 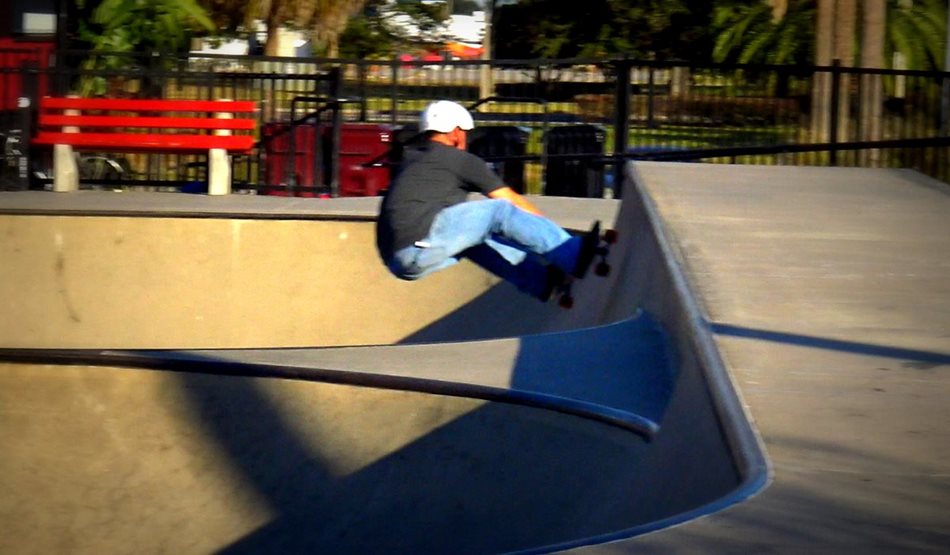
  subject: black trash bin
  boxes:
[543,124,605,198]
[467,126,528,194]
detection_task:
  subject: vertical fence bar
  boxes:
[358,61,367,122]
[390,58,398,128]
[647,64,656,130]
[16,62,37,191]
[7,52,949,191]
[613,58,631,199]
[829,59,841,166]
[943,72,950,136]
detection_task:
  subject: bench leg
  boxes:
[207,148,231,195]
[53,144,79,192]
[208,102,236,196]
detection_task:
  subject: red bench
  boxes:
[33,97,257,194]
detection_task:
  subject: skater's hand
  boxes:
[489,187,543,216]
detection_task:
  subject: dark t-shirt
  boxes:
[376,142,503,259]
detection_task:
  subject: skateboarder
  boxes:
[376,100,587,301]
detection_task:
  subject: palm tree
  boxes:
[887,0,947,71]
[308,0,371,57]
[860,0,886,165]
[833,0,856,140]
[711,0,815,65]
[769,0,789,20]
[714,0,946,70]
[715,0,945,142]
[810,0,834,141]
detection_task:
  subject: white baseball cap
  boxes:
[420,100,474,133]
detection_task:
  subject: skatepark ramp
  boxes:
[0,175,765,553]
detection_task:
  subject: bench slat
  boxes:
[33,132,255,153]
[40,114,257,131]
[40,97,257,113]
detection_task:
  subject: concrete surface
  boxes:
[1,161,948,553]
[0,193,615,348]
[0,188,755,553]
[599,163,950,553]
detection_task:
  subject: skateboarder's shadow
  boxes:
[174,347,666,555]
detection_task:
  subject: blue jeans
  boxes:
[387,199,580,299]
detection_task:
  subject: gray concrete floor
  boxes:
[590,163,950,553]
[1,162,948,553]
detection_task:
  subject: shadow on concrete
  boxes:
[143,301,729,553]
[629,434,950,553]
[711,322,950,367]
[195,372,653,554]
[0,271,750,553]
[398,281,566,344]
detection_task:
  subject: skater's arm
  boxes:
[488,186,543,216]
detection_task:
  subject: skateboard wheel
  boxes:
[559,294,574,309]
[595,262,611,277]
[603,229,618,244]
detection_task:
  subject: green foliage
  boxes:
[711,0,815,65]
[79,0,215,54]
[887,0,946,70]
[712,0,947,70]
[393,0,450,38]
[493,0,711,60]
[77,0,216,95]
[339,1,401,58]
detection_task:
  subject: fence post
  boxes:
[829,59,841,166]
[15,61,38,191]
[328,69,342,197]
[943,71,950,136]
[647,64,656,130]
[358,61,368,122]
[390,57,399,127]
[3,65,35,191]
[613,59,631,199]
[943,6,950,135]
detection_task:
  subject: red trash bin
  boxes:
[262,122,322,196]
[330,123,393,197]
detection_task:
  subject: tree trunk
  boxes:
[811,0,835,142]
[768,0,788,22]
[942,0,950,134]
[479,1,495,101]
[309,0,367,57]
[860,0,886,166]
[261,0,293,56]
[833,0,856,142]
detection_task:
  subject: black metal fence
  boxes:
[2,49,948,195]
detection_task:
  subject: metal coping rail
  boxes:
[0,348,659,440]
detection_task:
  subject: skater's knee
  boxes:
[386,258,422,281]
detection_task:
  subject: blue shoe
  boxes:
[539,264,568,302]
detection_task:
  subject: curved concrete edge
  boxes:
[507,162,777,555]
[624,162,771,509]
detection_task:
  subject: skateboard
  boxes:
[553,221,617,309]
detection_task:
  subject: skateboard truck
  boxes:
[555,222,617,309]
[594,228,618,277]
